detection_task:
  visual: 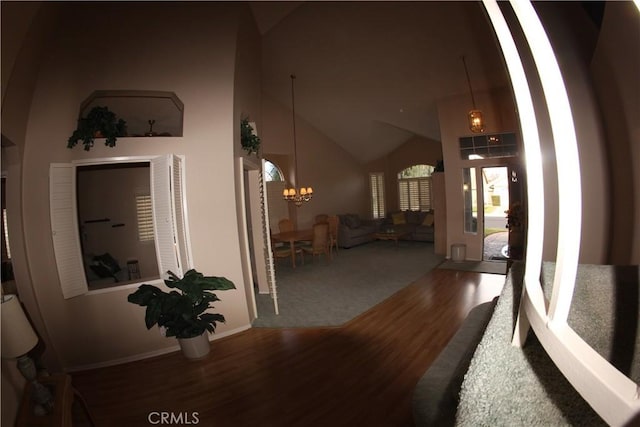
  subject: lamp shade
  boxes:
[1,295,38,359]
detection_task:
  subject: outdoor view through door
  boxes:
[482,167,510,261]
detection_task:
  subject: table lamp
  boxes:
[1,294,54,415]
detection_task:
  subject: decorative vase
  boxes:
[177,333,210,360]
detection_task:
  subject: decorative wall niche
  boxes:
[80,90,184,137]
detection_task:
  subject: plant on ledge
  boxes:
[67,106,127,151]
[127,269,236,339]
[240,117,261,156]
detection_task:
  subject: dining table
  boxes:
[271,229,313,268]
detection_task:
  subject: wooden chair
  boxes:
[278,218,294,233]
[271,231,303,268]
[300,223,331,264]
[314,214,329,224]
[327,215,339,256]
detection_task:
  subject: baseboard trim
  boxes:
[65,324,252,372]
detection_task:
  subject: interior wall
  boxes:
[261,95,367,228]
[14,2,252,370]
[1,6,64,420]
[232,3,263,319]
[590,2,639,265]
[366,135,443,214]
[438,87,519,260]
[532,2,609,264]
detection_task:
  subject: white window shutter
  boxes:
[399,181,409,211]
[261,159,279,314]
[151,156,181,279]
[171,155,191,273]
[50,164,88,299]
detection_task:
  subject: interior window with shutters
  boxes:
[50,155,191,298]
[369,173,385,219]
[397,165,434,211]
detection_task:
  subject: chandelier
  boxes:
[462,56,485,133]
[283,74,313,206]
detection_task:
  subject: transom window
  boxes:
[459,132,518,159]
[398,164,434,211]
[263,160,288,231]
[264,160,284,182]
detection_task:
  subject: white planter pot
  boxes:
[178,333,210,360]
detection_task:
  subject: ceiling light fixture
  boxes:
[283,74,313,207]
[462,55,485,133]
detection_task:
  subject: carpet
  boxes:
[438,260,506,275]
[252,240,444,328]
[456,262,607,426]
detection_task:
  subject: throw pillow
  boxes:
[422,213,435,227]
[392,212,406,225]
[343,214,361,229]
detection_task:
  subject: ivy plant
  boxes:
[240,118,261,156]
[67,106,127,151]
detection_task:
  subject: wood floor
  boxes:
[71,268,504,427]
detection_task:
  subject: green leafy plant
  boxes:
[240,117,261,155]
[67,106,127,151]
[127,269,236,339]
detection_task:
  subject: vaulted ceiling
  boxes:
[250,1,511,163]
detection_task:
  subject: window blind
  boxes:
[369,173,385,219]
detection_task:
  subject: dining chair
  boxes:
[278,218,294,233]
[271,231,303,268]
[300,223,330,264]
[314,214,329,224]
[327,215,339,256]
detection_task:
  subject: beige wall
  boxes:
[366,135,443,214]
[9,2,254,370]
[261,95,367,229]
[438,88,520,260]
[590,2,640,264]
[533,2,610,264]
[1,4,63,422]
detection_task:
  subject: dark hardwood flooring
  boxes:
[71,268,504,427]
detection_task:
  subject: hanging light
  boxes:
[283,74,313,207]
[462,56,485,133]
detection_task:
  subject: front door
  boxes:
[481,166,510,261]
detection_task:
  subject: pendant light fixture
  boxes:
[462,55,485,133]
[283,74,313,206]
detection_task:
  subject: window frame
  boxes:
[397,165,434,211]
[369,172,385,219]
[50,154,192,298]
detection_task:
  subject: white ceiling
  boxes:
[251,1,511,164]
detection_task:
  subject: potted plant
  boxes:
[240,117,261,156]
[67,106,127,151]
[127,269,236,360]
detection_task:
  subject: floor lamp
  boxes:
[1,294,54,415]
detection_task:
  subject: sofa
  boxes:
[337,214,380,248]
[380,210,435,242]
